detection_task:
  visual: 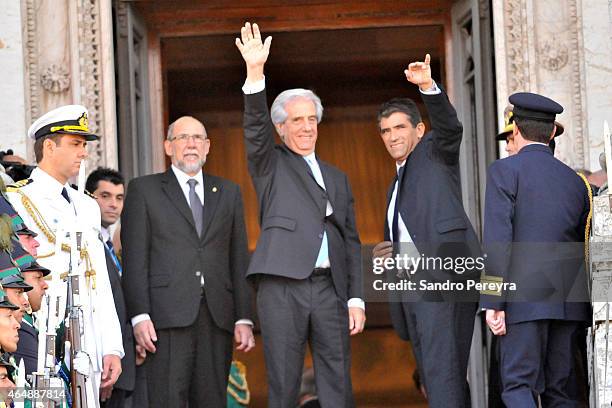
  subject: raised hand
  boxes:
[404,53,434,91]
[235,22,272,82]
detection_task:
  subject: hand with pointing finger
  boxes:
[405,53,434,91]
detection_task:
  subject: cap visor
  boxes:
[3,281,33,292]
[553,121,564,137]
[16,228,37,237]
[0,300,20,310]
[55,129,100,141]
[496,131,511,141]
[22,263,51,277]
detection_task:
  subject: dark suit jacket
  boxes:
[121,170,253,333]
[104,246,135,391]
[384,89,481,340]
[243,89,362,301]
[480,144,591,324]
[14,319,37,376]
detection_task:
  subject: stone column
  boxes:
[492,0,612,171]
[0,0,28,157]
[20,0,117,169]
[581,0,612,171]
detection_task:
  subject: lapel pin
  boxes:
[212,187,218,192]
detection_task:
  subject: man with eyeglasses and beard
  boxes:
[121,116,254,406]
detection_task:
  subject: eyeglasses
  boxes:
[169,134,207,144]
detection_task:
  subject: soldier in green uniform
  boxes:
[0,353,16,408]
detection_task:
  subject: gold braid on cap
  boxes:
[8,188,96,288]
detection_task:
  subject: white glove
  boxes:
[72,352,90,377]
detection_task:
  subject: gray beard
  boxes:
[176,158,206,174]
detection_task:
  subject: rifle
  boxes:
[30,294,63,408]
[66,230,87,408]
[30,227,66,408]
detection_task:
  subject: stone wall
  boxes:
[4,0,117,170]
[0,0,27,157]
[493,0,612,171]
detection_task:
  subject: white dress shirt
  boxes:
[387,161,413,243]
[171,165,204,206]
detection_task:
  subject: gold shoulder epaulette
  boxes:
[6,179,33,191]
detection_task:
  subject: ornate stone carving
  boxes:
[114,0,129,38]
[479,0,490,20]
[40,64,70,93]
[538,40,569,71]
[23,0,40,122]
[76,0,104,167]
[567,0,586,168]
[504,0,529,93]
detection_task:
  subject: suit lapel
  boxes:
[161,169,196,231]
[282,147,326,213]
[200,174,221,240]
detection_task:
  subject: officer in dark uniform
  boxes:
[481,92,591,407]
[496,104,564,156]
[8,242,50,377]
[0,286,20,354]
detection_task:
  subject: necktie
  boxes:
[61,187,71,203]
[304,157,330,267]
[392,165,406,242]
[187,179,203,237]
[106,239,123,276]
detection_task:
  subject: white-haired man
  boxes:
[236,22,365,408]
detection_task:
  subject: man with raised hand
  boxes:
[373,54,480,407]
[236,22,365,408]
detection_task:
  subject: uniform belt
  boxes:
[312,267,331,276]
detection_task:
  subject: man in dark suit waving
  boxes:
[235,22,365,408]
[121,116,254,407]
[481,93,591,407]
[372,55,480,408]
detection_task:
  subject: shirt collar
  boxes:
[396,159,406,173]
[101,226,111,243]
[303,152,317,164]
[30,167,71,198]
[171,164,203,187]
[524,142,549,147]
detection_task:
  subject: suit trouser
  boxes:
[100,388,131,408]
[499,319,584,408]
[145,294,233,407]
[257,273,354,408]
[400,301,477,408]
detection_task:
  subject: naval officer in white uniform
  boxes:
[7,105,124,407]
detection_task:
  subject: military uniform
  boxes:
[495,104,564,152]
[6,105,123,408]
[481,92,591,407]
